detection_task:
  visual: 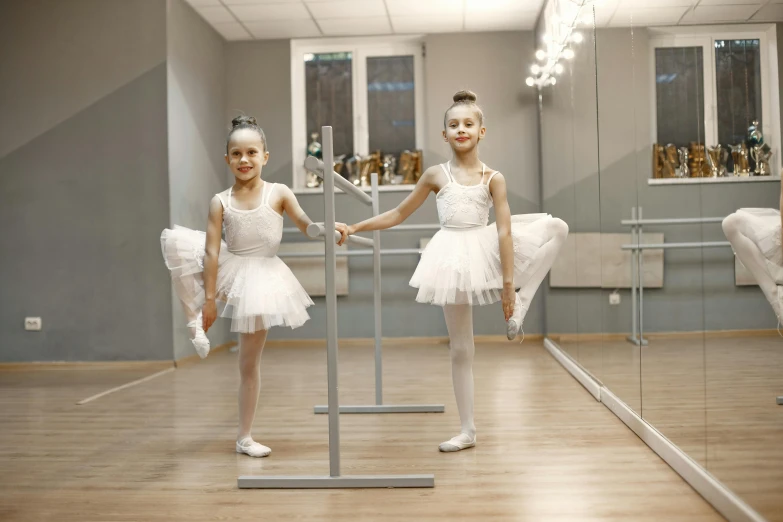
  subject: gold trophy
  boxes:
[731,143,751,176]
[706,145,728,177]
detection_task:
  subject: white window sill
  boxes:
[648,176,780,185]
[293,184,417,195]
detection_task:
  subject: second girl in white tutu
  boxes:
[335,91,568,452]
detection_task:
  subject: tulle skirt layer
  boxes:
[410,214,554,306]
[161,226,313,333]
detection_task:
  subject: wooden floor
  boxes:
[558,334,783,522]
[0,341,724,521]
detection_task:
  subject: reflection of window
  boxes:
[291,37,425,191]
[650,26,780,177]
[715,39,762,147]
[655,47,705,148]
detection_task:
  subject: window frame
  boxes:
[290,35,426,192]
[648,24,780,178]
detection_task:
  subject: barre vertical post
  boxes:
[638,206,646,345]
[322,126,341,477]
[628,207,638,343]
[627,207,638,346]
[237,125,434,488]
[371,172,383,405]
[304,158,443,415]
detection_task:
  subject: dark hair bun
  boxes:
[232,115,258,128]
[453,90,477,104]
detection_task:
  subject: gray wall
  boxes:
[225,31,542,339]
[542,27,780,334]
[166,0,232,360]
[0,0,173,361]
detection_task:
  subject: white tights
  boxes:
[443,304,476,439]
[722,212,781,320]
[440,218,569,441]
[237,330,268,441]
[516,218,569,310]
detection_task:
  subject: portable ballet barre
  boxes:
[237,126,435,489]
[620,208,735,347]
[301,154,445,415]
[621,209,782,407]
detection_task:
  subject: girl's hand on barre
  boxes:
[335,222,355,246]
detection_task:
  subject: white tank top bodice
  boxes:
[218,182,283,258]
[435,162,498,230]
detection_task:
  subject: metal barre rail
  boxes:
[278,248,422,258]
[304,155,372,206]
[284,223,441,236]
[622,207,732,347]
[306,222,375,248]
[621,241,731,251]
[620,217,725,226]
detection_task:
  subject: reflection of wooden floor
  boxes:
[0,342,722,521]
[555,334,783,522]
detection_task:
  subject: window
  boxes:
[291,37,425,192]
[650,25,780,179]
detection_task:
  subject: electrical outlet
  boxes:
[24,317,42,331]
[609,293,621,305]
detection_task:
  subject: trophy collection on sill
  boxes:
[305,131,423,188]
[652,120,773,179]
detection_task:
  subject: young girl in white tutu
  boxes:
[335,91,568,452]
[160,116,315,457]
[722,180,783,324]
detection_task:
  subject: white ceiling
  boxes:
[184,0,545,40]
[594,0,783,28]
[186,0,783,40]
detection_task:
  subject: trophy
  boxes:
[652,144,664,178]
[663,144,678,178]
[706,145,728,177]
[676,147,690,178]
[306,132,323,188]
[358,151,381,187]
[381,154,397,185]
[344,154,362,186]
[731,143,751,176]
[747,121,771,175]
[751,144,773,176]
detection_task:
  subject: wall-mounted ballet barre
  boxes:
[238,126,437,490]
[622,208,731,347]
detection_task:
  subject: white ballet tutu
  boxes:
[160,226,313,333]
[410,214,552,306]
[736,208,782,266]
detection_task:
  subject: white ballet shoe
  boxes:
[186,312,210,359]
[236,437,271,458]
[438,433,476,452]
[507,294,526,341]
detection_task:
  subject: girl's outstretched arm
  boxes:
[202,195,223,332]
[334,166,439,245]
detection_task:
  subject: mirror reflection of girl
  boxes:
[722,179,783,326]
[335,91,568,452]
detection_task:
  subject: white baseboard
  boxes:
[543,338,602,401]
[544,337,767,522]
